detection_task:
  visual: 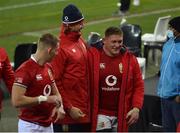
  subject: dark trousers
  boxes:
[161,98,180,132]
[120,0,131,12]
[53,123,91,132]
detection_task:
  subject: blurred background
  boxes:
[0,0,180,131]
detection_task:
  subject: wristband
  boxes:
[38,95,47,104]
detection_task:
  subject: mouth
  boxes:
[112,47,120,51]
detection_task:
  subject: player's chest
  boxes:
[31,67,53,87]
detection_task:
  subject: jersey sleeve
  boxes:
[14,66,31,89]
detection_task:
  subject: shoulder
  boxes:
[0,48,6,54]
[59,41,75,55]
[16,59,35,74]
[124,50,136,58]
[164,38,174,46]
[89,47,101,54]
[124,51,138,64]
[88,47,101,60]
[79,37,88,46]
[0,48,8,61]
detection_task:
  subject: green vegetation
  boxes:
[0,0,180,61]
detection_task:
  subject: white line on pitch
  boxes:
[0,0,67,11]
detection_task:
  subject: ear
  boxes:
[102,37,106,44]
[47,47,52,54]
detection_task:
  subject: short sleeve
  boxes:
[14,66,31,89]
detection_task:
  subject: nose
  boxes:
[80,23,84,29]
[79,21,84,28]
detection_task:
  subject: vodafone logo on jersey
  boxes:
[100,63,105,69]
[43,84,51,96]
[102,75,120,91]
[105,75,117,86]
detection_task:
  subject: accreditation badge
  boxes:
[119,63,123,73]
[48,68,54,81]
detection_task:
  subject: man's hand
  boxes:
[126,107,140,125]
[51,105,65,123]
[46,95,61,107]
[68,106,86,120]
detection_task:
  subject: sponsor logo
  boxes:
[64,16,69,21]
[43,84,51,96]
[102,87,120,91]
[100,63,105,69]
[105,75,117,86]
[102,75,120,91]
[36,74,43,81]
[72,48,76,53]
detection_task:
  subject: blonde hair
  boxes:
[38,33,58,49]
[105,26,123,37]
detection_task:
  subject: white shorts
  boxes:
[96,114,118,131]
[18,119,53,132]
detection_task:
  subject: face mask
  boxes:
[167,30,174,38]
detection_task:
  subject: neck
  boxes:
[33,51,46,66]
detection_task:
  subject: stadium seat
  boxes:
[120,24,142,57]
[87,32,103,50]
[14,43,37,71]
[142,15,171,66]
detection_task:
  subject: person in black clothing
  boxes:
[119,0,131,15]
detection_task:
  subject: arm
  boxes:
[132,57,144,108]
[51,48,73,110]
[126,56,144,125]
[50,76,84,121]
[50,82,65,122]
[51,48,86,120]
[11,84,62,108]
[2,49,14,93]
[11,84,39,108]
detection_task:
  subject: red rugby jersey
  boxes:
[99,51,122,116]
[14,56,55,127]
